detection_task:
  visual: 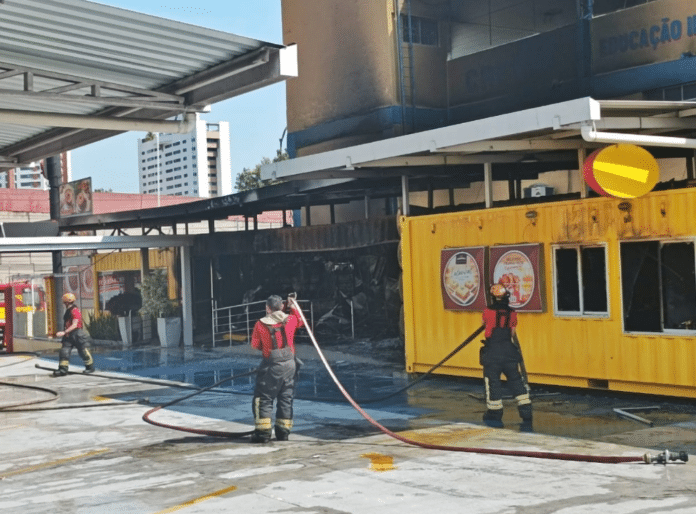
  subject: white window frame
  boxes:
[552,244,609,318]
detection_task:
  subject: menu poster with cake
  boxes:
[489,244,544,312]
[441,247,486,311]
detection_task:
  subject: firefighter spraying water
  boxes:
[480,283,533,431]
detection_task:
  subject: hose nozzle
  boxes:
[643,450,689,465]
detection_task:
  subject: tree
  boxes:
[143,132,156,142]
[234,149,288,192]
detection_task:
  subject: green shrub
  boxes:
[85,312,119,341]
[140,270,180,318]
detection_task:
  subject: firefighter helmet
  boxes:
[62,293,76,304]
[490,284,508,299]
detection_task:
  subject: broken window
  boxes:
[620,241,696,333]
[401,15,439,46]
[553,245,608,315]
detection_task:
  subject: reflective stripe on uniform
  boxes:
[515,393,531,406]
[487,399,503,410]
[59,360,69,368]
[484,377,503,410]
[253,397,271,429]
[255,418,272,430]
[275,418,293,430]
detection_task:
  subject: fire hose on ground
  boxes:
[138,323,489,438]
[14,316,690,464]
[286,298,686,465]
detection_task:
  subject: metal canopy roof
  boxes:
[55,96,696,232]
[0,0,297,168]
[261,97,696,183]
[0,234,192,252]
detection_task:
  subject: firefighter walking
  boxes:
[480,284,532,431]
[250,294,304,443]
[53,293,95,377]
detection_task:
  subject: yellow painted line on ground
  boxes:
[0,424,23,431]
[361,453,396,472]
[0,448,109,479]
[152,485,238,514]
[91,396,112,402]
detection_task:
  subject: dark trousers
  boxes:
[253,358,296,437]
[58,330,93,370]
[483,359,531,422]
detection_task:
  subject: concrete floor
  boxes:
[2,343,696,513]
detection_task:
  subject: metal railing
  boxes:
[211,299,315,347]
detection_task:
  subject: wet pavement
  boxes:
[31,340,696,452]
[2,341,696,512]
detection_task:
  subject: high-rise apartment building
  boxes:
[137,115,232,198]
[14,163,49,190]
[1,152,72,190]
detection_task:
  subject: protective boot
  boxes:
[52,367,68,377]
[275,425,290,441]
[83,363,95,374]
[519,404,533,432]
[250,429,272,443]
[483,408,504,428]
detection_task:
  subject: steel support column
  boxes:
[483,162,493,208]
[180,245,193,347]
[401,175,410,216]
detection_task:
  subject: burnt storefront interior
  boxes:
[192,217,402,343]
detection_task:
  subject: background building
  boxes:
[137,115,232,198]
[283,0,694,158]
[0,152,71,190]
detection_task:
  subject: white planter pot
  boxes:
[118,316,133,345]
[157,317,182,347]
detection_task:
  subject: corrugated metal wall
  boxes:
[402,188,696,398]
[195,216,399,255]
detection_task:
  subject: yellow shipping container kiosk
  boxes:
[402,187,696,399]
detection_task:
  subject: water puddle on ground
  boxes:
[47,346,696,454]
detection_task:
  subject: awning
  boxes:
[261,97,696,183]
[0,234,192,252]
[0,0,297,168]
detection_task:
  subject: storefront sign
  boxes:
[489,244,543,312]
[583,144,659,198]
[441,247,486,311]
[592,0,696,75]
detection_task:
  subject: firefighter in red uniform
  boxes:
[53,293,95,377]
[250,294,304,443]
[480,284,532,431]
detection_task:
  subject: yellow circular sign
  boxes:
[585,144,659,199]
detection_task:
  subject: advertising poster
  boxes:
[441,247,486,311]
[489,244,544,312]
[59,178,93,217]
[98,273,124,310]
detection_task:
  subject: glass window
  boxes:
[401,15,438,46]
[555,248,580,312]
[582,247,608,313]
[661,242,696,330]
[620,241,696,332]
[554,246,608,315]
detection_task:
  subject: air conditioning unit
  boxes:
[523,183,554,198]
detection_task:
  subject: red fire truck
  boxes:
[0,281,47,351]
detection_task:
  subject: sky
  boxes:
[70,0,286,194]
